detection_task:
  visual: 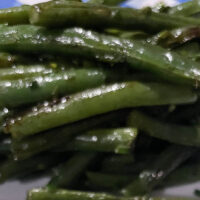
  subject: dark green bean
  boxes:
[48,152,96,188]
[128,110,200,146]
[100,154,134,173]
[0,153,63,183]
[161,161,200,187]
[121,145,197,196]
[30,1,200,32]
[101,153,156,175]
[86,171,133,190]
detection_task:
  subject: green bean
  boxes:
[0,153,63,183]
[5,81,196,139]
[86,171,133,190]
[87,0,124,6]
[27,188,194,200]
[101,153,155,175]
[29,1,200,32]
[0,5,30,25]
[11,110,128,160]
[121,145,197,196]
[128,110,200,146]
[48,152,96,188]
[161,161,200,187]
[0,67,106,108]
[64,128,137,154]
[169,0,200,17]
[0,64,54,80]
[1,25,200,86]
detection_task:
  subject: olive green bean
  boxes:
[5,82,196,139]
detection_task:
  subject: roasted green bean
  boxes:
[121,145,197,196]
[64,128,137,154]
[128,110,200,146]
[30,1,200,32]
[5,82,196,139]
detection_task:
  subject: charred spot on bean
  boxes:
[30,81,39,90]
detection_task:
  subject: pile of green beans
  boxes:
[0,0,200,200]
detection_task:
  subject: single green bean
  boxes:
[64,128,137,154]
[0,67,106,108]
[5,81,196,139]
[48,152,96,188]
[29,1,200,32]
[121,145,197,196]
[128,110,200,146]
[27,188,194,200]
[1,25,200,85]
[11,110,128,160]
